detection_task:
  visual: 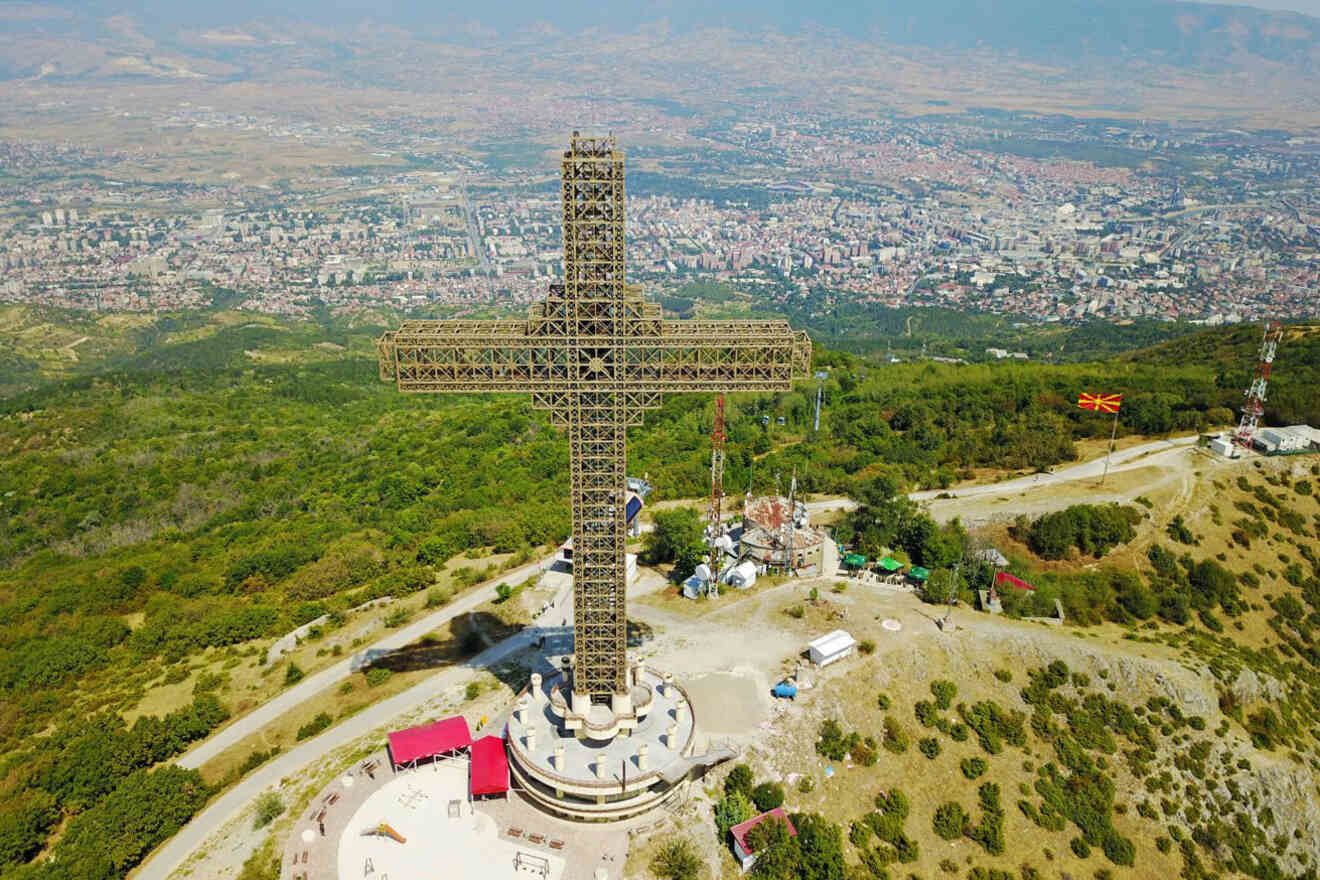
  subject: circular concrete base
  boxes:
[506,666,696,821]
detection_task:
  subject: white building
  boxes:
[1255,426,1319,454]
[807,630,857,667]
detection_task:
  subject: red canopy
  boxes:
[387,716,471,767]
[995,571,1035,591]
[469,735,509,798]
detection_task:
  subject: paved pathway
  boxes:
[138,598,570,880]
[177,553,556,770]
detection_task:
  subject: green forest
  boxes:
[0,308,1318,877]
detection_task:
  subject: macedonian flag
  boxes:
[1078,392,1123,414]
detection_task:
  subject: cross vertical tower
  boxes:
[377,134,810,736]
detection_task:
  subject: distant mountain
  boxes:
[5,0,1320,74]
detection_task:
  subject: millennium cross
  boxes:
[378,134,810,727]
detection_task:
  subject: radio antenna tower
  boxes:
[783,468,798,576]
[707,395,727,589]
[1235,321,1283,450]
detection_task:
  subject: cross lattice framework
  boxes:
[378,134,810,709]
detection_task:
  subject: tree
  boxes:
[650,837,702,880]
[0,790,58,868]
[724,763,755,799]
[715,790,753,842]
[792,813,846,880]
[752,782,785,812]
[643,508,706,580]
[747,817,800,880]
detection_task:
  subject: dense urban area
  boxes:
[2,111,1318,324]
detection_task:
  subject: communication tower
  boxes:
[1235,321,1283,450]
[707,395,727,584]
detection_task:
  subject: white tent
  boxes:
[807,630,857,667]
[724,560,758,589]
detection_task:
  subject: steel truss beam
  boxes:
[378,134,810,706]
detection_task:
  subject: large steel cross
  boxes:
[377,134,810,718]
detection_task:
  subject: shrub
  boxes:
[919,737,942,759]
[465,681,481,701]
[994,669,1013,683]
[876,693,892,710]
[253,791,284,829]
[930,679,957,710]
[365,667,391,687]
[914,700,939,728]
[882,716,910,754]
[755,781,781,817]
[714,790,753,842]
[725,764,754,798]
[932,802,967,840]
[816,719,855,760]
[752,782,785,812]
[295,712,332,741]
[797,776,815,793]
[852,736,880,767]
[961,757,988,779]
[383,607,411,628]
[650,837,702,880]
[1071,837,1092,858]
[284,662,304,686]
[950,722,970,742]
[785,604,805,619]
[859,639,876,655]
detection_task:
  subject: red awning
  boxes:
[995,571,1036,591]
[387,716,472,766]
[469,735,509,797]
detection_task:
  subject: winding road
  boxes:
[139,433,1204,878]
[177,554,556,771]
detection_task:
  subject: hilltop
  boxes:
[0,313,1319,878]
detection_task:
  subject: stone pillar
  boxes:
[554,744,565,771]
[662,672,674,695]
[595,757,610,779]
[525,727,537,752]
[674,700,686,723]
[666,723,679,748]
[530,672,542,698]
[637,742,649,770]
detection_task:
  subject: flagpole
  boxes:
[1100,408,1119,486]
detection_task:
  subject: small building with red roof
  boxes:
[729,807,797,871]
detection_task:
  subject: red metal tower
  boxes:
[1235,321,1283,450]
[708,395,727,578]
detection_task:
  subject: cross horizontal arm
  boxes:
[376,319,811,394]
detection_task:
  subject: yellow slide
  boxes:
[363,823,406,844]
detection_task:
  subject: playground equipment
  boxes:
[771,680,797,700]
[361,822,406,844]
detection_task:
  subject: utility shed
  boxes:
[807,629,857,667]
